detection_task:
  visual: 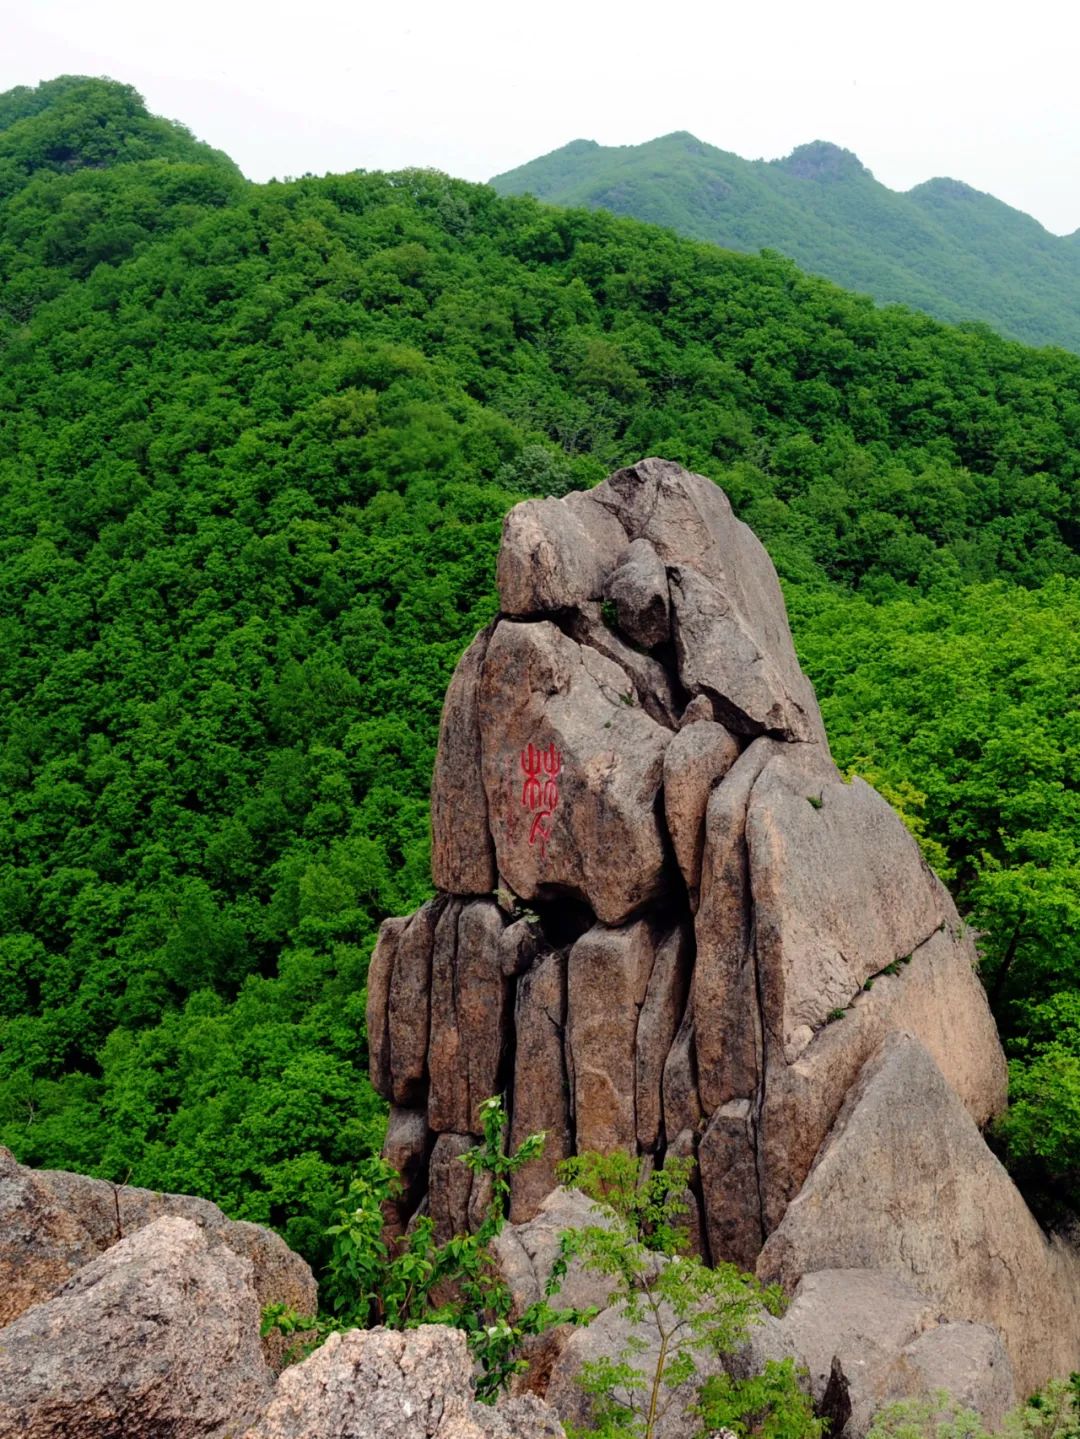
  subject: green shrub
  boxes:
[557,1152,820,1439]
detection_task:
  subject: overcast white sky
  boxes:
[6,0,1080,234]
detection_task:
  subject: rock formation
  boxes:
[368,457,1080,1399]
[0,1152,567,1439]
[0,1216,274,1439]
[0,1145,316,1371]
[244,1326,563,1439]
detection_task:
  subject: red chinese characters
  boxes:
[520,741,562,857]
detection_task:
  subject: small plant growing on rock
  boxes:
[556,1152,820,1439]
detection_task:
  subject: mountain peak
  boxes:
[775,140,869,182]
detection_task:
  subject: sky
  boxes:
[6,0,1080,235]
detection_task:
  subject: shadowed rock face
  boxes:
[368,457,1077,1393]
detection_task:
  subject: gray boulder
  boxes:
[494,1187,618,1319]
[589,458,824,741]
[774,1268,1016,1436]
[497,491,627,617]
[0,1216,272,1439]
[0,1146,99,1328]
[603,538,671,650]
[758,1034,1080,1396]
[883,1322,1015,1430]
[1,1150,317,1372]
[243,1324,564,1439]
[545,1295,795,1439]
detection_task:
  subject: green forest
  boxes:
[492,132,1080,354]
[2,75,1079,1272]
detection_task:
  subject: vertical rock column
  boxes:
[366,458,1008,1275]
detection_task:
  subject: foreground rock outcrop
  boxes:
[0,1145,316,1371]
[368,457,1079,1401]
[0,1217,273,1439]
[244,1326,563,1439]
[0,1166,567,1439]
[776,1268,1016,1435]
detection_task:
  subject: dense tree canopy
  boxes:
[2,76,1078,1264]
[492,131,1080,353]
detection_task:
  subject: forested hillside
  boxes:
[2,77,1078,1269]
[491,132,1080,354]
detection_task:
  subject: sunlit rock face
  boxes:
[367,458,1080,1395]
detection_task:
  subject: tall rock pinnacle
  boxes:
[367,459,1080,1395]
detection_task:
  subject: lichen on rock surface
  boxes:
[369,456,1078,1399]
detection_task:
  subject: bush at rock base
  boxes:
[267,1096,590,1399]
[556,1152,820,1439]
[867,1379,1080,1439]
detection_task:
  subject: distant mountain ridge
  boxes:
[491,133,1080,352]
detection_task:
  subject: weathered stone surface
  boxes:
[774,1270,1015,1437]
[567,919,657,1154]
[496,1188,618,1318]
[497,491,626,617]
[429,899,510,1135]
[660,1002,701,1138]
[758,1034,1080,1396]
[7,1154,317,1371]
[884,1323,1016,1432]
[0,1216,272,1439]
[665,1127,707,1260]
[545,1289,793,1439]
[635,922,692,1152]
[669,564,810,739]
[244,1325,565,1439]
[389,898,442,1106]
[470,1394,567,1439]
[748,749,946,1054]
[499,916,542,977]
[380,1107,431,1237]
[694,738,775,1113]
[510,950,572,1223]
[432,626,498,894]
[428,1133,475,1243]
[663,720,740,903]
[370,455,1051,1383]
[479,621,672,924]
[0,1147,99,1329]
[775,1268,938,1407]
[678,693,716,728]
[567,603,680,729]
[366,915,405,1101]
[584,459,823,740]
[699,1100,761,1269]
[545,1302,669,1437]
[757,913,1007,1233]
[603,538,670,650]
[428,899,465,1125]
